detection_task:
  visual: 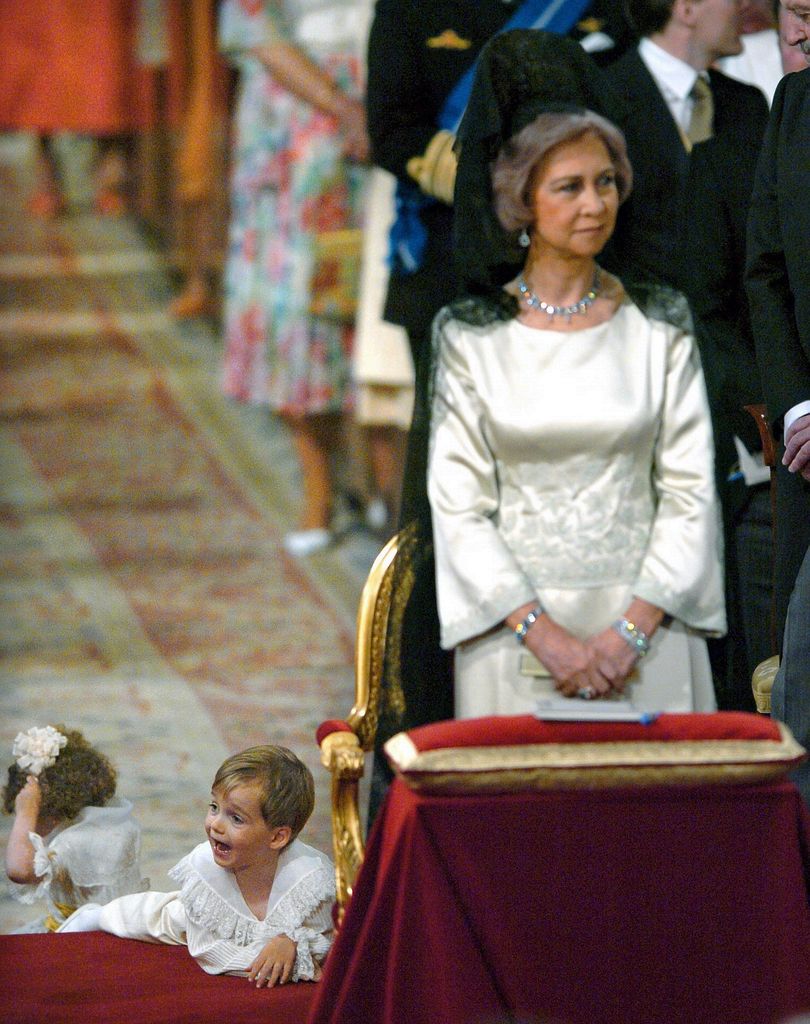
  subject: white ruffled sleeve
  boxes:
[285,892,334,981]
[6,832,53,905]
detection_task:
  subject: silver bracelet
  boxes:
[514,605,543,644]
[612,618,650,658]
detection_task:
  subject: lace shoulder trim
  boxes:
[272,860,335,935]
[168,857,261,946]
[168,855,334,947]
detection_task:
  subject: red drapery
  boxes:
[309,779,810,1024]
[0,932,315,1024]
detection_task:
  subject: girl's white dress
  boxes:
[428,298,726,717]
[60,839,335,981]
[9,797,146,933]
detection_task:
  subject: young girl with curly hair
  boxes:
[3,725,146,932]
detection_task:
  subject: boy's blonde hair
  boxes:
[212,745,314,842]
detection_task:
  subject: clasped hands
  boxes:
[524,616,638,698]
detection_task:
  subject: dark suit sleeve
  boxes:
[683,139,762,451]
[366,0,436,178]
[745,76,810,433]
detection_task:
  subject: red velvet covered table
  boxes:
[0,931,316,1024]
[308,778,810,1024]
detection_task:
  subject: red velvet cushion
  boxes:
[404,712,783,751]
[316,719,353,746]
[384,713,806,794]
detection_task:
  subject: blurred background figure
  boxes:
[135,0,232,321]
[719,0,783,104]
[159,0,229,320]
[218,0,371,559]
[0,1,153,217]
[603,0,768,291]
[352,166,413,540]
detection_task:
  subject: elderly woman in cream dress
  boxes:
[428,107,725,718]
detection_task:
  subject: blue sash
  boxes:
[389,0,593,274]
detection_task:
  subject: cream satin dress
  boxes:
[428,297,726,717]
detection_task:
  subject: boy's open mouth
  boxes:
[211,840,231,855]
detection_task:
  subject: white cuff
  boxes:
[784,401,810,436]
[57,903,104,932]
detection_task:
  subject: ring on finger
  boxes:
[577,686,596,700]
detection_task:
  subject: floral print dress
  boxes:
[219,0,369,415]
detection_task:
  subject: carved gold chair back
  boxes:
[318,523,418,922]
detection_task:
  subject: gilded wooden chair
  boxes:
[317,522,418,922]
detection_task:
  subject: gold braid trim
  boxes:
[385,723,806,794]
[406,130,458,205]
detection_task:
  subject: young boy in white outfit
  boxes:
[61,745,335,987]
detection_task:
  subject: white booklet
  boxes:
[534,697,660,724]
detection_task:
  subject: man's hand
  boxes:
[783,413,810,481]
[248,934,297,988]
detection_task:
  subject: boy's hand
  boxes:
[248,934,297,988]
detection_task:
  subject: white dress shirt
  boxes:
[638,37,703,132]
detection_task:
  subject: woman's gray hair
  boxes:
[492,109,633,234]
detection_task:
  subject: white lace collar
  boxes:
[168,839,333,946]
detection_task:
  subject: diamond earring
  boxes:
[518,228,530,248]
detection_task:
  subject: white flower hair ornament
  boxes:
[12,726,68,776]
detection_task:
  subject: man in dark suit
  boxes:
[683,127,772,711]
[603,0,769,289]
[746,4,810,803]
[366,1,515,369]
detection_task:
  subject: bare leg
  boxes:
[94,137,129,216]
[27,135,65,218]
[169,199,213,318]
[282,413,343,555]
[367,424,406,530]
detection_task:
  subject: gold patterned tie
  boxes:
[687,76,714,146]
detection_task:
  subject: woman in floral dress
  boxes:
[219,0,370,556]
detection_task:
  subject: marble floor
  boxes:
[0,136,378,931]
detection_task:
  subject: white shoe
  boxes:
[365,497,389,531]
[283,528,332,557]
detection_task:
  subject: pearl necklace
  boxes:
[518,268,601,322]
